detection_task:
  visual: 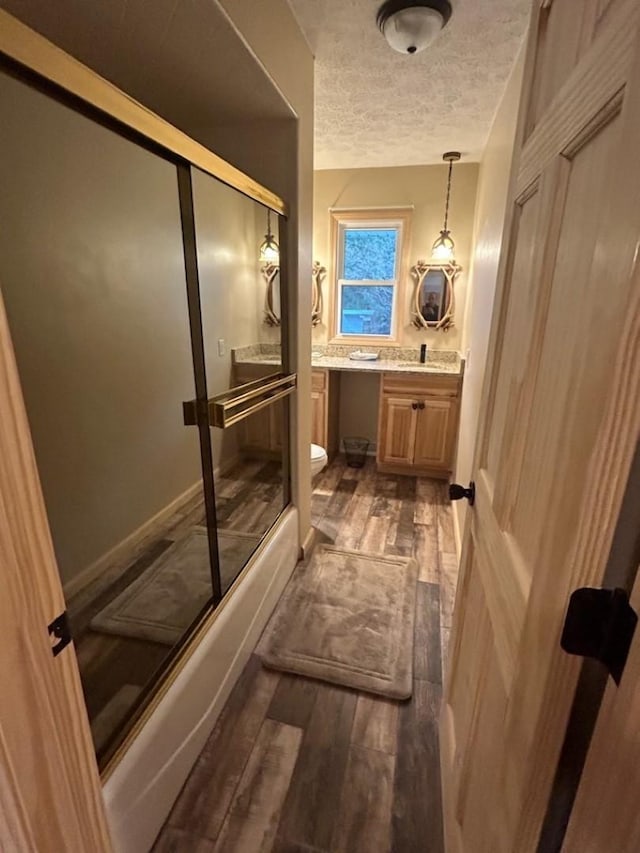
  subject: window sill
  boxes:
[329,335,400,347]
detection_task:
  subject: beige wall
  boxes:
[313,163,479,352]
[453,47,526,540]
[0,73,270,589]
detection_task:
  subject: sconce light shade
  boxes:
[377,0,452,55]
[259,234,280,263]
[431,151,460,261]
[259,209,279,263]
[431,229,455,260]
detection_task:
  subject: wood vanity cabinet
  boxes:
[233,363,282,457]
[377,372,461,478]
[311,368,340,459]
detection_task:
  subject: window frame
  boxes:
[329,208,413,345]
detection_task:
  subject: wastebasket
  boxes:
[344,436,370,468]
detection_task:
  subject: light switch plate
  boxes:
[218,339,225,357]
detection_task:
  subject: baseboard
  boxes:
[65,454,239,603]
[300,525,315,559]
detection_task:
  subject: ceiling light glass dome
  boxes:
[377,0,452,55]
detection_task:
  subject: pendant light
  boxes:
[377,0,452,55]
[432,151,460,261]
[259,209,279,264]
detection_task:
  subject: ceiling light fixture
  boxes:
[432,151,461,261]
[377,0,452,55]
[259,209,279,264]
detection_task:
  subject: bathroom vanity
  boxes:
[233,344,463,479]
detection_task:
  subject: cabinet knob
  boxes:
[419,402,425,410]
[411,402,418,410]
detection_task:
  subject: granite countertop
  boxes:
[232,344,463,377]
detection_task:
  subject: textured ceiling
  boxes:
[287,0,530,169]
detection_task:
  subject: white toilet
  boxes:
[311,443,328,478]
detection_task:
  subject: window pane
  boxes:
[342,228,398,280]
[340,285,394,335]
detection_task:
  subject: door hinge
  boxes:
[48,610,72,657]
[561,587,637,685]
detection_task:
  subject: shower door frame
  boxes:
[0,10,295,845]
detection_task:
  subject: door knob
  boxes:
[449,481,475,506]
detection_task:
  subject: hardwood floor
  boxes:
[154,455,459,852]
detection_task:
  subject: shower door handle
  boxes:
[183,372,297,429]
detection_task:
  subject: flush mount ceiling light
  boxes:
[259,208,279,264]
[432,151,461,261]
[377,0,452,55]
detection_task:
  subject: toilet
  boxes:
[311,443,328,477]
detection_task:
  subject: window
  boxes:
[331,209,411,341]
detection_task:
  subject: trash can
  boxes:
[344,436,370,468]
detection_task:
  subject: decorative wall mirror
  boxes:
[262,260,326,327]
[410,260,460,331]
[311,261,326,326]
[261,262,280,326]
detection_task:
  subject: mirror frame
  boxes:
[261,261,280,327]
[311,261,326,327]
[262,260,326,327]
[410,260,461,332]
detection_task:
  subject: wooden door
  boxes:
[378,396,417,465]
[413,397,457,470]
[441,1,640,850]
[0,294,112,850]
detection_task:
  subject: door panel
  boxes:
[379,396,417,465]
[414,398,456,469]
[483,188,540,480]
[442,2,640,850]
[510,113,622,560]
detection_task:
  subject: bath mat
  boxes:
[90,528,260,645]
[260,544,418,699]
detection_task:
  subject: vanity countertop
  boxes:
[232,345,464,377]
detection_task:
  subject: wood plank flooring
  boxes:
[154,455,459,852]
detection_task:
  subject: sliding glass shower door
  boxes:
[190,167,291,597]
[0,63,292,769]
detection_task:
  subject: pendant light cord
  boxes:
[443,158,453,232]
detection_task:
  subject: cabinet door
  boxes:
[414,397,458,470]
[311,390,326,447]
[379,395,417,465]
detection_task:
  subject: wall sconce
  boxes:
[259,208,279,264]
[432,151,460,261]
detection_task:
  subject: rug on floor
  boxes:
[259,544,418,699]
[90,527,260,645]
